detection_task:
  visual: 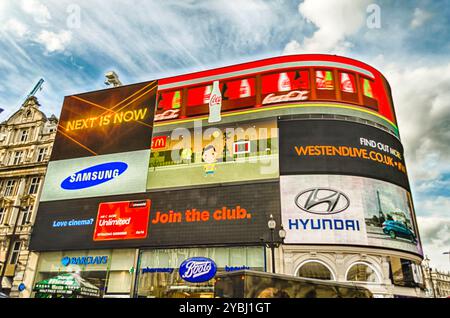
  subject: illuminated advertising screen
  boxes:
[281,175,422,255]
[93,200,151,241]
[51,80,158,161]
[40,149,150,202]
[147,119,279,190]
[30,182,281,251]
[279,120,409,190]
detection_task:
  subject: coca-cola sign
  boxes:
[262,90,309,105]
[179,257,217,283]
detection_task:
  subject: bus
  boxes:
[214,270,373,298]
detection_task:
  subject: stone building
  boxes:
[0,97,57,297]
[422,263,450,298]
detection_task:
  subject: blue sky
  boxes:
[0,0,449,271]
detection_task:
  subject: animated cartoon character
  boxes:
[202,145,218,176]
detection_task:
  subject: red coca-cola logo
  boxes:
[209,94,222,106]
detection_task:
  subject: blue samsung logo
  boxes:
[179,257,217,283]
[60,162,128,190]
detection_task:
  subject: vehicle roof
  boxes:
[216,270,371,290]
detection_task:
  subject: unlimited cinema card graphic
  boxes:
[93,200,151,241]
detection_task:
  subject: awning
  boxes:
[33,273,100,297]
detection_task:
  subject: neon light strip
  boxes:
[109,80,157,112]
[154,103,398,132]
[159,61,375,90]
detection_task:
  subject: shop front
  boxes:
[32,249,136,298]
[136,246,265,298]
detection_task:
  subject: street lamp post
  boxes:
[0,205,26,294]
[265,214,286,274]
[424,256,436,298]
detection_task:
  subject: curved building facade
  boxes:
[28,55,425,298]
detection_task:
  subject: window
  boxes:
[346,263,379,283]
[20,129,29,142]
[13,151,23,165]
[222,78,256,100]
[37,148,48,162]
[9,241,22,265]
[233,140,250,155]
[29,177,40,194]
[298,261,334,280]
[188,85,213,107]
[360,76,378,110]
[0,207,6,224]
[339,71,358,104]
[390,257,421,287]
[19,206,33,225]
[315,69,336,100]
[262,70,310,95]
[316,70,334,90]
[157,90,182,111]
[4,180,16,196]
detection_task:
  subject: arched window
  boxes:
[346,262,380,283]
[297,261,334,280]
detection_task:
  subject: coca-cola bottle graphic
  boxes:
[340,73,354,93]
[316,70,325,89]
[172,90,181,109]
[203,85,212,104]
[239,79,251,98]
[208,81,222,123]
[278,72,291,92]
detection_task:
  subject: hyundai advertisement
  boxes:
[281,175,422,255]
[279,120,410,190]
[40,149,150,202]
[30,182,281,251]
[51,80,157,161]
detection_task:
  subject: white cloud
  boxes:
[382,62,450,186]
[417,212,450,271]
[36,30,72,53]
[20,0,51,24]
[3,19,29,38]
[411,8,432,29]
[284,0,371,54]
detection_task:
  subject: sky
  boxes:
[0,0,449,271]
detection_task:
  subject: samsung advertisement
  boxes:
[281,175,422,255]
[40,150,150,202]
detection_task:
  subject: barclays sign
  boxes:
[61,162,128,190]
[61,256,108,266]
[179,257,217,283]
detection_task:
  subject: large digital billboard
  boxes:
[40,150,150,202]
[281,175,422,255]
[147,119,279,189]
[51,80,157,161]
[279,120,409,190]
[30,182,281,251]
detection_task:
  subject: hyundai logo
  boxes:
[179,257,217,283]
[295,188,350,215]
[60,162,128,190]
